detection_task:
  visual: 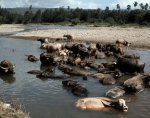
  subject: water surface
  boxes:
[0,25,150,118]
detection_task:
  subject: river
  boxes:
[0,25,150,118]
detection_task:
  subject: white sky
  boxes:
[0,0,150,9]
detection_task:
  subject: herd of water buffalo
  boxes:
[1,37,150,112]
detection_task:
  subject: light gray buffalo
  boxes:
[123,74,150,93]
[74,97,128,112]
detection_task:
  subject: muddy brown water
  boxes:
[0,25,150,118]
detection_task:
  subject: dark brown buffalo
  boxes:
[117,57,145,73]
[40,52,54,65]
[72,84,89,97]
[122,53,140,59]
[106,43,124,55]
[0,60,15,74]
[58,64,73,71]
[63,68,92,76]
[62,80,78,87]
[27,67,55,74]
[63,34,74,42]
[96,43,106,52]
[25,55,39,62]
[62,80,89,97]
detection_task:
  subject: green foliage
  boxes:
[32,10,41,23]
[0,3,149,26]
[127,9,146,23]
[105,17,115,26]
[143,12,150,22]
[71,18,80,25]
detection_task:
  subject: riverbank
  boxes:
[0,101,30,118]
[1,24,150,50]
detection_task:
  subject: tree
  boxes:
[139,3,144,10]
[116,4,120,10]
[29,5,32,11]
[127,5,131,11]
[133,2,138,9]
[144,3,149,10]
[67,6,70,11]
[32,9,41,23]
[105,6,109,11]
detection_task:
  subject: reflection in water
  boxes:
[0,74,16,84]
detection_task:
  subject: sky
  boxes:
[0,0,150,10]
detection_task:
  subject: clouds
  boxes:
[0,0,149,9]
[0,0,102,9]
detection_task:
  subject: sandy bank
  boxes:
[0,24,24,33]
[1,24,150,50]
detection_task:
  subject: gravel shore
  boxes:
[1,24,150,50]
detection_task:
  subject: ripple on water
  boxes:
[0,36,150,118]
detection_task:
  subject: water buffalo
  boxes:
[72,84,89,97]
[80,59,104,71]
[62,80,89,97]
[96,43,105,52]
[95,50,106,59]
[67,57,81,66]
[25,55,39,62]
[74,97,128,112]
[122,53,140,59]
[37,73,70,78]
[123,75,150,93]
[0,60,15,74]
[105,86,125,98]
[59,49,69,56]
[117,57,145,74]
[87,43,97,56]
[40,52,54,65]
[58,64,73,71]
[63,34,74,42]
[93,73,116,85]
[106,43,124,55]
[41,43,63,53]
[27,67,55,74]
[37,38,51,47]
[62,80,78,87]
[78,46,90,59]
[63,68,92,76]
[116,39,131,50]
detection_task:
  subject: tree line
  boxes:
[0,2,150,26]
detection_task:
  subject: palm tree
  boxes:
[116,4,120,10]
[145,3,149,10]
[127,5,131,11]
[139,3,144,10]
[105,6,109,11]
[133,2,138,9]
[67,6,70,11]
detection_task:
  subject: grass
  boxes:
[0,91,30,118]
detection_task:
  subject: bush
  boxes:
[118,19,125,25]
[105,17,115,26]
[71,18,80,25]
[140,21,150,26]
